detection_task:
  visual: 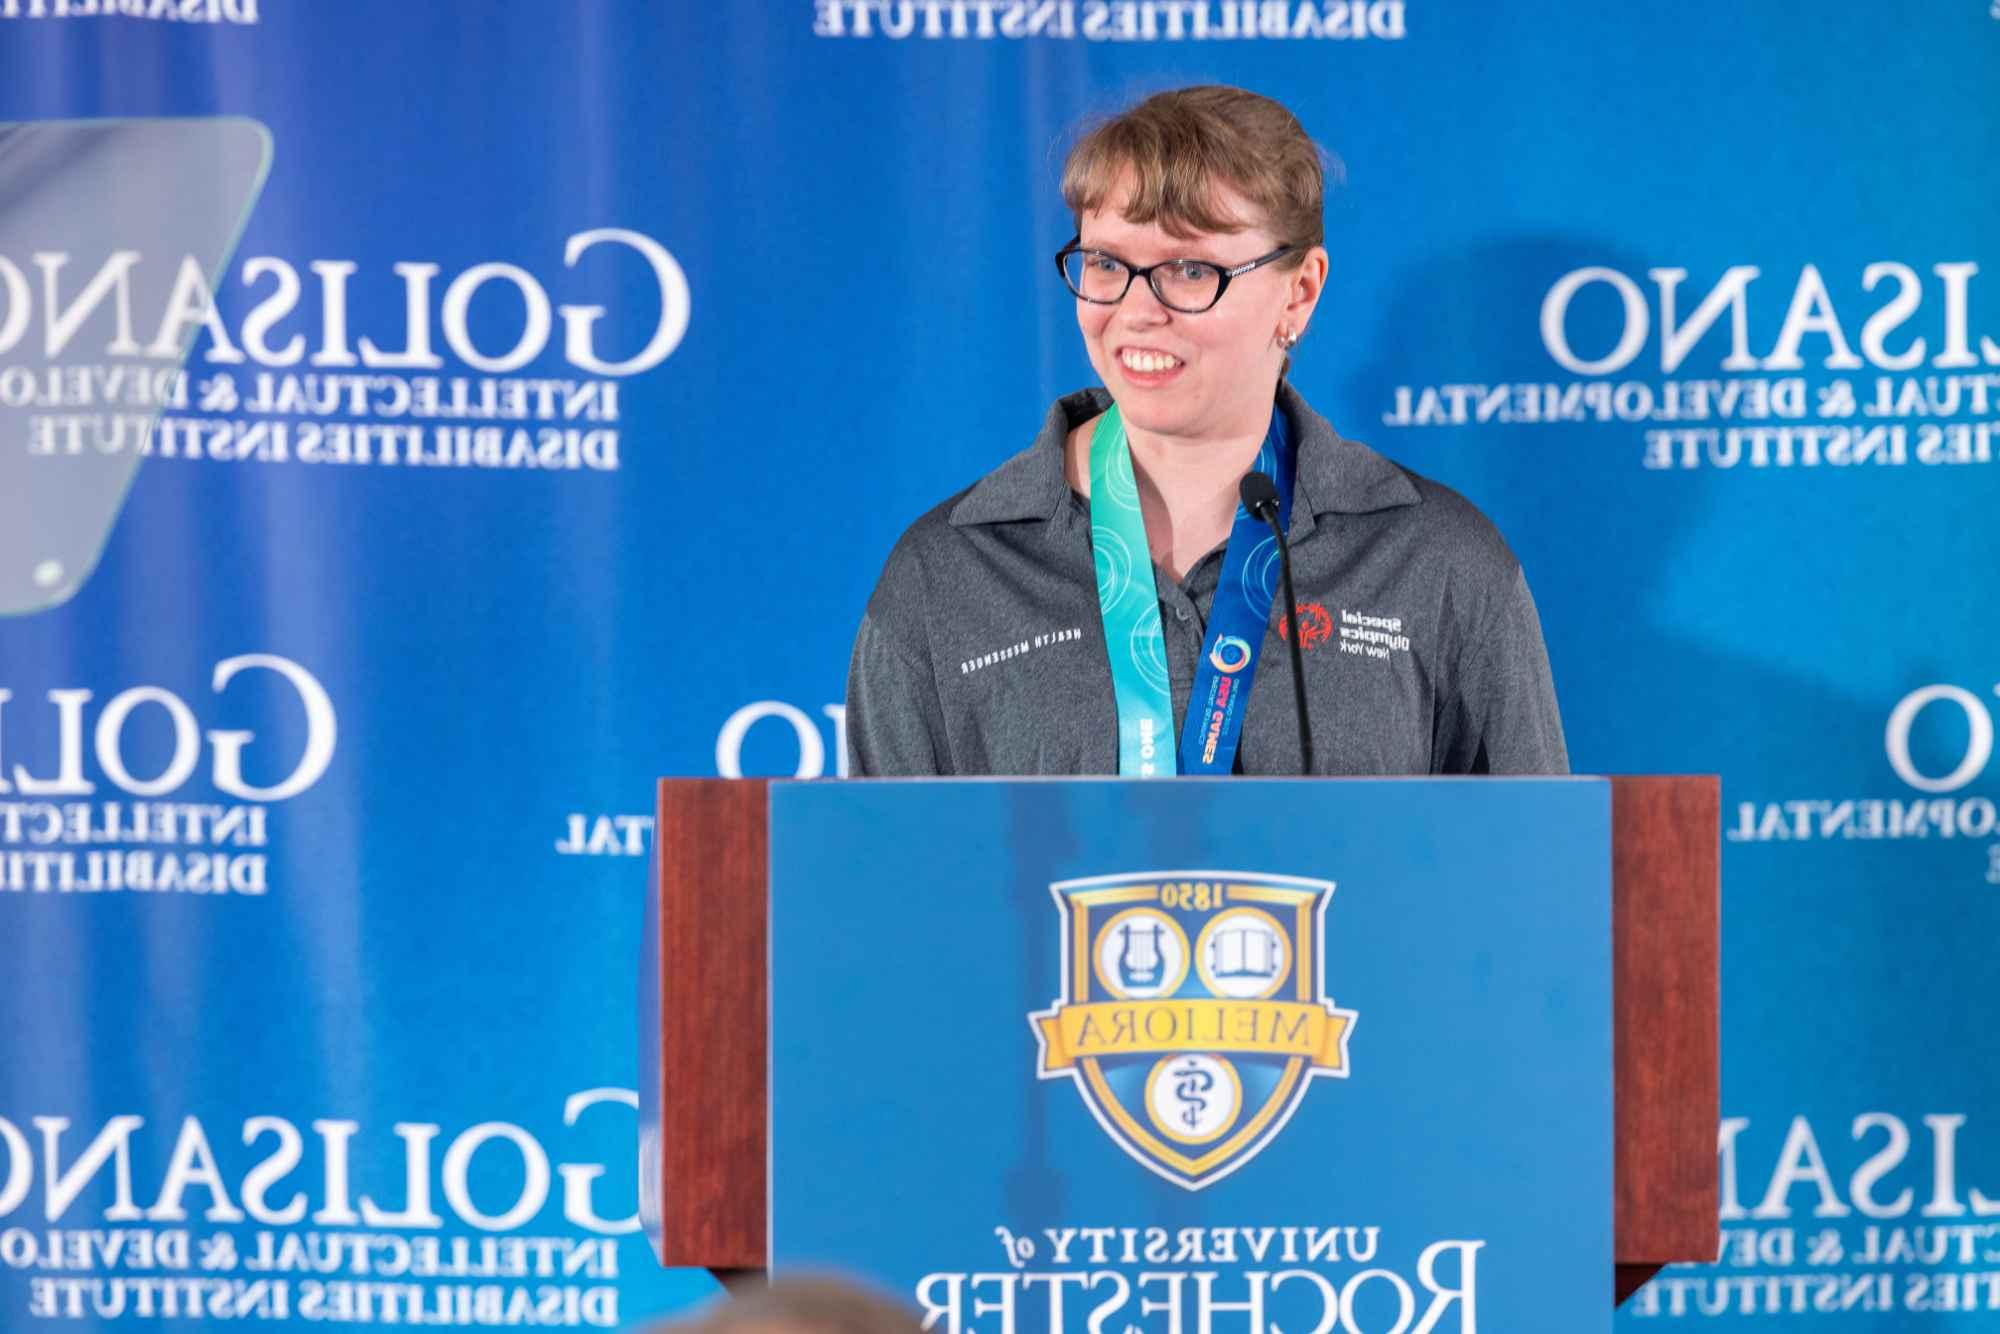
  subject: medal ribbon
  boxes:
[1088,402,1296,776]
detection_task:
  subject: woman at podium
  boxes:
[846,85,1566,779]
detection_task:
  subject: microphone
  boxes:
[1240,472,1315,775]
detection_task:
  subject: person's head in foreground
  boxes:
[661,1277,927,1334]
[1056,84,1332,450]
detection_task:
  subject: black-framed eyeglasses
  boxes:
[1054,236,1297,314]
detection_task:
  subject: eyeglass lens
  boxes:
[1062,251,1223,312]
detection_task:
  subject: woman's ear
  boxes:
[1285,246,1330,335]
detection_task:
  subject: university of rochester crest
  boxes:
[1030,870,1357,1190]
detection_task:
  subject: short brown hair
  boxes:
[1060,85,1328,259]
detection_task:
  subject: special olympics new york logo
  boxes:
[1029,871,1356,1190]
[1278,601,1335,651]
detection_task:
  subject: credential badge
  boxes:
[1029,870,1356,1190]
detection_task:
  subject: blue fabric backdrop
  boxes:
[1,2,1997,1329]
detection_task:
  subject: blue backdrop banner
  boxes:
[0,3,1997,1330]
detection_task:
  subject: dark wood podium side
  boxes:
[648,775,1719,1303]
[1609,776,1721,1299]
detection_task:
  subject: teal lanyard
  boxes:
[1088,403,1296,776]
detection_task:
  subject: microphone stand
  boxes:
[1240,474,1315,775]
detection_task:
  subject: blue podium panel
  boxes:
[769,778,1613,1334]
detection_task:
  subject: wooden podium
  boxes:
[646,776,1718,1305]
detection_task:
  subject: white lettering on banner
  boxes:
[554,814,653,858]
[1725,681,2000,888]
[0,1093,639,1230]
[0,656,333,899]
[2,231,690,475]
[1626,1112,2000,1320]
[0,1102,634,1324]
[0,656,333,800]
[715,702,849,779]
[556,1092,640,1236]
[1538,264,2000,377]
[0,233,686,376]
[0,0,259,22]
[24,416,627,472]
[439,1126,550,1233]
[552,703,844,863]
[1540,266,1653,376]
[812,0,1408,41]
[559,231,692,377]
[1382,261,2000,474]
[1884,685,1994,794]
[12,1275,619,1324]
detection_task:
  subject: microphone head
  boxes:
[1239,471,1281,518]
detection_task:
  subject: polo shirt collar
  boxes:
[947,383,1420,536]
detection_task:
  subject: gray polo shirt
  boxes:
[846,383,1567,777]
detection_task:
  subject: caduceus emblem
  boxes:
[1171,1060,1214,1128]
[1029,870,1357,1190]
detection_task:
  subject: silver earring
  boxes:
[1278,328,1299,351]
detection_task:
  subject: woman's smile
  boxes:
[1116,345,1187,384]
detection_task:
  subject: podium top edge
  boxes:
[656,774,1718,786]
